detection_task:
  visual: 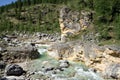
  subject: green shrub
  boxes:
[114,15,120,40]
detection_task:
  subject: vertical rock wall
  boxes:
[59,7,91,42]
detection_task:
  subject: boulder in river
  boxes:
[5,64,26,76]
[59,60,70,68]
[3,44,40,62]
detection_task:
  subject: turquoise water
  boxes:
[27,44,104,80]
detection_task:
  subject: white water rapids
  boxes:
[35,44,104,80]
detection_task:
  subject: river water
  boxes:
[27,43,104,80]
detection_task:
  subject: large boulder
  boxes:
[47,41,97,61]
[1,76,25,80]
[3,44,40,62]
[47,42,74,59]
[59,60,70,68]
[5,64,25,76]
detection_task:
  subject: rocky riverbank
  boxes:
[48,40,120,79]
[0,32,103,80]
[0,32,120,80]
[0,32,60,79]
[0,43,104,80]
[0,6,120,80]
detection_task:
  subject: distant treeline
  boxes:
[0,0,68,14]
[0,0,120,40]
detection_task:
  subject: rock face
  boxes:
[47,41,120,79]
[1,44,40,63]
[1,76,25,80]
[104,63,120,79]
[5,64,25,76]
[7,44,40,59]
[47,42,74,59]
[59,7,91,42]
[0,32,61,63]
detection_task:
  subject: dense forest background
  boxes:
[0,0,120,42]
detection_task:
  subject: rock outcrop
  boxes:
[0,44,40,63]
[103,63,120,79]
[0,32,61,63]
[56,7,120,79]
[47,42,74,59]
[7,44,40,59]
[59,7,91,42]
[47,41,120,79]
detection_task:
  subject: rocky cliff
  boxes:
[48,40,120,79]
[47,7,120,79]
[59,7,92,42]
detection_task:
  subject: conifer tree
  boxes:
[18,0,22,11]
[27,0,31,6]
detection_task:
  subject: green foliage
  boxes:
[0,6,4,14]
[93,0,120,40]
[67,0,93,11]
[0,0,120,42]
[114,14,120,40]
[97,24,110,40]
[0,17,14,32]
[93,0,114,23]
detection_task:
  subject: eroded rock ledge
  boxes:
[56,7,120,79]
[47,40,120,79]
[59,7,92,42]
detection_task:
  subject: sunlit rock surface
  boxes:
[47,40,120,79]
[59,7,91,42]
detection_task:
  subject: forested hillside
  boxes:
[0,0,120,42]
[0,1,120,80]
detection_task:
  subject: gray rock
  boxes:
[0,47,7,53]
[104,45,120,52]
[60,7,71,19]
[59,60,70,68]
[47,42,74,59]
[45,67,54,72]
[56,67,64,71]
[1,76,25,80]
[5,64,25,76]
[0,77,8,80]
[3,37,11,42]
[104,63,120,79]
[59,63,69,68]
[6,44,40,60]
[0,47,2,52]
[0,61,6,69]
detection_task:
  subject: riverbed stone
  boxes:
[1,76,25,80]
[59,60,70,68]
[5,64,25,76]
[104,63,120,79]
[0,61,6,69]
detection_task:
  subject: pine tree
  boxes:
[94,0,114,23]
[0,6,4,14]
[17,0,22,11]
[114,14,120,39]
[27,0,31,6]
[23,0,27,6]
